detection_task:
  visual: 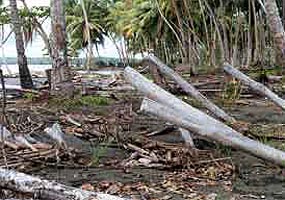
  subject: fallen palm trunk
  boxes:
[125,67,228,131]
[140,98,285,165]
[124,67,285,166]
[223,63,285,110]
[0,168,127,200]
[144,55,235,123]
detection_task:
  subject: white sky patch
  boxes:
[3,0,50,7]
[1,0,120,58]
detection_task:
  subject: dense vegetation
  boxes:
[0,0,285,87]
[0,1,284,67]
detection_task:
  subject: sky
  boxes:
[2,0,119,58]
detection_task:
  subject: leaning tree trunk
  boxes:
[144,55,235,123]
[9,0,33,89]
[224,63,285,110]
[50,0,74,96]
[80,0,94,70]
[265,0,285,67]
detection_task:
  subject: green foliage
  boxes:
[79,95,110,106]
[0,0,283,68]
[19,6,50,45]
[65,0,108,57]
[23,92,37,101]
[49,95,111,110]
[91,138,114,166]
[222,78,242,104]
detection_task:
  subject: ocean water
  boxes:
[0,64,52,76]
[0,65,122,88]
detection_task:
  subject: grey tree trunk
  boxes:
[124,66,285,166]
[0,168,127,200]
[265,0,285,67]
[223,63,285,110]
[140,98,285,166]
[144,55,235,123]
[9,0,33,89]
[50,0,74,96]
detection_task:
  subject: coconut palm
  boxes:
[19,1,51,55]
[66,0,106,68]
[9,0,33,89]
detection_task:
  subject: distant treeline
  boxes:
[0,57,130,66]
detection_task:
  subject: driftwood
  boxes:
[0,168,127,200]
[124,66,285,166]
[144,55,235,123]
[223,63,285,110]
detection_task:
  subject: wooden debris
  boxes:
[0,168,127,200]
[66,115,82,127]
[146,126,176,137]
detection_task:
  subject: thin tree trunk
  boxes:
[232,13,242,66]
[202,0,225,63]
[80,0,94,70]
[283,0,285,27]
[252,0,260,62]
[50,0,74,96]
[246,0,253,67]
[108,33,123,61]
[9,0,33,89]
[265,0,285,67]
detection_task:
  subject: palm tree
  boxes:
[50,0,74,96]
[66,0,106,68]
[20,0,51,56]
[9,0,33,89]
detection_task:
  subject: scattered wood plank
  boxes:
[144,55,235,123]
[223,63,285,110]
[124,66,285,166]
[0,168,127,200]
